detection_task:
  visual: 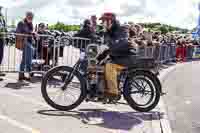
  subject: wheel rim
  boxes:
[128,75,155,107]
[45,69,82,107]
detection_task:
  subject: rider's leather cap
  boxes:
[99,12,116,21]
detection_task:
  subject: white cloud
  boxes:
[0,0,28,7]
[1,0,200,29]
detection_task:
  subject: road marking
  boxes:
[0,114,40,133]
[0,91,50,108]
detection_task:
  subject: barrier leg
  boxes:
[153,46,160,61]
[173,46,176,62]
[163,46,167,64]
[188,46,194,61]
[161,46,165,63]
[0,39,4,66]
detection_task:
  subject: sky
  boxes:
[0,0,200,29]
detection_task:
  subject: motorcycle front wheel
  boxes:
[41,66,87,111]
[123,70,160,112]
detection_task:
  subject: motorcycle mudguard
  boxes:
[125,68,162,94]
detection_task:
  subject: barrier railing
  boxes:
[0,32,199,74]
[1,33,57,73]
[0,33,92,74]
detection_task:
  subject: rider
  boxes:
[99,12,137,97]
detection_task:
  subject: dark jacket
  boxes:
[73,26,97,49]
[16,19,33,43]
[104,20,130,57]
[37,30,49,54]
[74,26,96,40]
[0,14,6,38]
[0,14,6,29]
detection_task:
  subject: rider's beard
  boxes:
[102,20,112,31]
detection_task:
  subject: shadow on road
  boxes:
[3,75,43,90]
[4,82,30,90]
[30,76,42,83]
[37,109,164,131]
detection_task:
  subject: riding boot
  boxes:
[0,72,6,77]
[18,72,25,81]
[23,73,31,81]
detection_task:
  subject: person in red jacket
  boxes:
[176,39,186,62]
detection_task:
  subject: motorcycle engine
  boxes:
[86,44,105,95]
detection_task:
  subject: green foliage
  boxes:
[48,22,190,34]
[142,22,190,34]
[159,25,169,34]
[181,29,189,34]
[49,22,80,32]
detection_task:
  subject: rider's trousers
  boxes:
[104,55,137,96]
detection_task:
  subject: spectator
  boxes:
[176,39,186,62]
[185,38,194,60]
[74,19,97,49]
[0,6,6,81]
[170,35,176,44]
[193,39,199,45]
[129,24,137,38]
[143,31,153,46]
[134,24,142,36]
[16,11,35,81]
[90,15,97,33]
[74,19,96,39]
[37,23,50,65]
[160,35,168,44]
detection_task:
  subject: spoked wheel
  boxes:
[41,66,87,111]
[123,71,160,112]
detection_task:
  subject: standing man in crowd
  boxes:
[37,23,51,65]
[16,11,35,81]
[91,15,97,33]
[0,6,6,81]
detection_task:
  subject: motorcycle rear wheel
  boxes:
[123,70,160,112]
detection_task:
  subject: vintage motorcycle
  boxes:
[41,39,161,112]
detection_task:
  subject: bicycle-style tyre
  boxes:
[41,66,87,111]
[123,70,160,112]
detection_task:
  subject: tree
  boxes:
[181,29,189,34]
[168,26,176,32]
[48,22,80,32]
[159,26,169,34]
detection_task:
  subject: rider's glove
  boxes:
[97,49,110,61]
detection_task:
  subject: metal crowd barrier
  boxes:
[56,36,92,67]
[0,32,200,74]
[0,33,92,74]
[137,43,198,64]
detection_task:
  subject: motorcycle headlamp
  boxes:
[86,44,99,59]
